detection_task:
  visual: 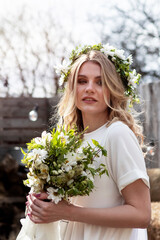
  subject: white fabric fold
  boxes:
[16,216,61,240]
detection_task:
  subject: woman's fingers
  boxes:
[28,213,44,224]
[32,192,49,200]
[26,193,71,223]
[27,194,55,221]
[28,194,44,208]
[27,195,44,218]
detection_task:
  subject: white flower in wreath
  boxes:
[114,49,125,60]
[59,75,65,86]
[47,187,64,204]
[101,48,115,57]
[103,43,115,51]
[128,78,137,88]
[101,43,115,57]
[55,59,71,75]
[112,56,116,62]
[127,55,133,65]
[128,70,138,88]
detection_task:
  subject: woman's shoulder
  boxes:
[106,121,135,141]
[107,121,131,133]
[106,121,141,153]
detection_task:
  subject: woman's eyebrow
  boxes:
[78,74,87,77]
[78,75,101,78]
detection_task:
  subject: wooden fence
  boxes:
[0,97,58,146]
[139,81,160,168]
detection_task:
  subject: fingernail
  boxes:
[28,213,31,216]
[35,194,41,197]
[25,201,28,205]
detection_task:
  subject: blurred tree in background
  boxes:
[0,6,76,97]
[90,0,160,82]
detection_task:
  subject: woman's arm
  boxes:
[27,179,151,228]
[69,179,151,228]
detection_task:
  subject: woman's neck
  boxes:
[82,113,109,133]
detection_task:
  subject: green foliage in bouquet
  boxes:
[21,126,108,204]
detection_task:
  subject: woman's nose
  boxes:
[85,82,95,93]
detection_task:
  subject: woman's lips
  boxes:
[82,97,97,103]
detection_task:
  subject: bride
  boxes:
[17,43,151,240]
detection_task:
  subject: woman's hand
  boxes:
[26,193,71,224]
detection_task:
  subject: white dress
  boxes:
[62,121,150,240]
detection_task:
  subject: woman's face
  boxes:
[75,61,110,119]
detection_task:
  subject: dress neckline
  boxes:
[84,122,108,136]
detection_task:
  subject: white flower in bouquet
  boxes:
[26,173,45,193]
[81,170,94,182]
[47,187,64,204]
[34,131,52,147]
[62,151,84,172]
[27,149,48,167]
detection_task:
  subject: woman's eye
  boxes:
[97,80,102,86]
[78,79,87,84]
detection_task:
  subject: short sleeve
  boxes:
[106,122,150,194]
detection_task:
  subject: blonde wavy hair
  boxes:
[56,50,143,144]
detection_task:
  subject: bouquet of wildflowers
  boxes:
[21,126,108,204]
[17,126,108,240]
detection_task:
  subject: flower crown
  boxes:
[55,43,141,103]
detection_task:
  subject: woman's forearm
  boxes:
[64,180,151,228]
[65,203,150,228]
